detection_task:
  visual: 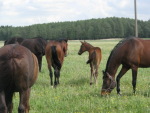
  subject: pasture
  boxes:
[0,39,149,113]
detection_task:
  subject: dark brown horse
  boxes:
[78,41,102,85]
[21,37,47,72]
[101,37,150,95]
[4,37,24,45]
[0,44,38,113]
[45,39,68,87]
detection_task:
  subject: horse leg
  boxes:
[116,66,129,95]
[48,62,53,86]
[18,88,30,113]
[132,68,138,94]
[6,92,13,113]
[57,70,60,84]
[0,91,7,113]
[54,68,59,87]
[90,65,94,85]
[95,67,98,86]
[49,68,53,86]
[38,55,42,72]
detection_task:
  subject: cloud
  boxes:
[0,0,149,26]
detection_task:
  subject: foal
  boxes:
[78,41,102,85]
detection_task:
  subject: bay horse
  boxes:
[45,39,68,87]
[101,37,150,95]
[0,44,38,113]
[21,37,47,72]
[78,41,102,85]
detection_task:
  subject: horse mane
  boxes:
[84,41,94,47]
[105,37,135,72]
[57,38,68,43]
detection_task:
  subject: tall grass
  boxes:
[1,40,149,113]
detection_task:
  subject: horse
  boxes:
[101,37,150,95]
[4,37,24,45]
[78,41,102,85]
[21,37,47,72]
[45,39,68,87]
[0,44,39,113]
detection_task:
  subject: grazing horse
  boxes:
[21,37,47,72]
[78,41,102,85]
[101,37,150,95]
[4,37,24,45]
[45,39,68,87]
[0,44,38,113]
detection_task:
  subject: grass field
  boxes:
[0,39,150,113]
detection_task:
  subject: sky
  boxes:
[0,0,149,27]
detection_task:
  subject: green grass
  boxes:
[1,40,150,113]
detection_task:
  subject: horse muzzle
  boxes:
[101,89,111,96]
[78,52,81,55]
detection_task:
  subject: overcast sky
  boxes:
[0,0,149,27]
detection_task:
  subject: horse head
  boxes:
[101,70,116,96]
[78,41,87,55]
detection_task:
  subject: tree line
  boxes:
[0,17,150,41]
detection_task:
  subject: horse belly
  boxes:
[139,42,150,67]
[139,57,150,67]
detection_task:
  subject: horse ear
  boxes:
[65,39,68,42]
[80,41,84,44]
[106,72,112,80]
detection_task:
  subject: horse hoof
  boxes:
[117,93,122,96]
[133,92,136,95]
[54,85,57,88]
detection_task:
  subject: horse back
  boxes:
[120,38,150,67]
[0,44,38,91]
[21,38,46,55]
[138,39,150,67]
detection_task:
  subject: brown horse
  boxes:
[78,41,102,85]
[4,37,47,72]
[45,39,68,87]
[21,37,47,72]
[101,37,150,95]
[0,44,39,113]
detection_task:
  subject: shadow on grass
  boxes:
[66,77,89,87]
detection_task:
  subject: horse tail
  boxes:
[86,51,96,64]
[51,46,61,70]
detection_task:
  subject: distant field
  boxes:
[1,39,150,113]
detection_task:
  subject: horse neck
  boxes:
[105,57,121,79]
[84,44,94,52]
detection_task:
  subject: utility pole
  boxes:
[134,0,138,37]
